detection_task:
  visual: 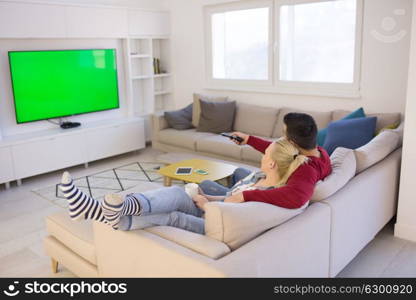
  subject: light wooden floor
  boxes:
[0,147,415,278]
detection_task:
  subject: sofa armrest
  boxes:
[151,112,170,142]
[93,223,228,277]
[204,201,307,251]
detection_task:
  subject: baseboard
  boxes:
[394,223,416,242]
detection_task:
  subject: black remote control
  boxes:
[220,133,244,143]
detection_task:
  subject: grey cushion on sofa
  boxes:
[164,104,193,130]
[332,110,401,133]
[192,93,228,127]
[197,100,236,133]
[233,103,280,137]
[272,108,332,138]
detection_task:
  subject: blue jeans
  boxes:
[198,167,252,196]
[118,186,205,234]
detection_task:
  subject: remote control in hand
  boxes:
[220,133,244,143]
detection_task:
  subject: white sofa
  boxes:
[44,104,402,277]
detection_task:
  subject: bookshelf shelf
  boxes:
[132,75,152,80]
[130,54,152,58]
[154,73,171,78]
[124,36,173,134]
[154,90,171,96]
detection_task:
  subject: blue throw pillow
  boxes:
[323,117,377,155]
[317,108,366,146]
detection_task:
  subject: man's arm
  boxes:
[232,132,273,154]
[242,164,318,209]
[246,136,272,154]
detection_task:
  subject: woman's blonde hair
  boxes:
[270,138,309,187]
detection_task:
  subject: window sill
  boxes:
[204,85,361,99]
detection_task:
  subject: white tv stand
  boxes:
[0,117,145,189]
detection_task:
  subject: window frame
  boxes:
[204,0,274,88]
[204,0,364,98]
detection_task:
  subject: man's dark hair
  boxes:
[283,113,318,150]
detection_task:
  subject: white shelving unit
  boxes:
[0,1,171,188]
[125,36,173,116]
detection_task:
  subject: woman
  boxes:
[59,138,309,234]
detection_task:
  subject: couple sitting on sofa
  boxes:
[59,113,332,234]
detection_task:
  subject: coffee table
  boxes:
[158,158,237,187]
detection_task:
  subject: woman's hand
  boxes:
[231,132,249,145]
[224,193,245,203]
[192,194,209,210]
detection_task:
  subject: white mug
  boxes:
[184,183,199,198]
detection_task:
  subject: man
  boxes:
[198,113,332,209]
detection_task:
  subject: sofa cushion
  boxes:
[46,211,96,265]
[234,103,279,137]
[197,100,236,133]
[164,104,194,130]
[318,108,366,146]
[272,108,332,138]
[391,122,404,145]
[241,136,274,163]
[196,135,242,159]
[323,117,377,155]
[332,110,401,133]
[192,93,228,127]
[241,145,263,163]
[145,226,231,259]
[158,129,215,151]
[204,201,308,250]
[354,130,400,174]
[311,148,356,202]
[376,122,400,135]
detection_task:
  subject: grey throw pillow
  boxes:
[164,104,194,130]
[196,99,236,133]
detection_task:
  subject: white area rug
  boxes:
[32,161,185,208]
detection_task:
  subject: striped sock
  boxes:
[59,171,106,223]
[102,193,141,229]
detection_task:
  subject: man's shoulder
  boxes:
[295,148,331,175]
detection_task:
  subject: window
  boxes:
[279,0,358,83]
[205,0,273,85]
[212,7,270,80]
[205,0,363,97]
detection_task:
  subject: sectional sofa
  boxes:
[44,103,403,277]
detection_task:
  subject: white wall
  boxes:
[168,0,412,114]
[395,0,416,242]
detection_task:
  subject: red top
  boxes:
[242,136,332,209]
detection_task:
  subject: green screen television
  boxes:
[8,49,120,124]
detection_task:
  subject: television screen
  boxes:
[8,49,120,124]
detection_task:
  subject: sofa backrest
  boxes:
[233,103,280,137]
[232,103,402,139]
[332,110,402,133]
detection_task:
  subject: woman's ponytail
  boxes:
[271,138,309,187]
[276,154,309,187]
